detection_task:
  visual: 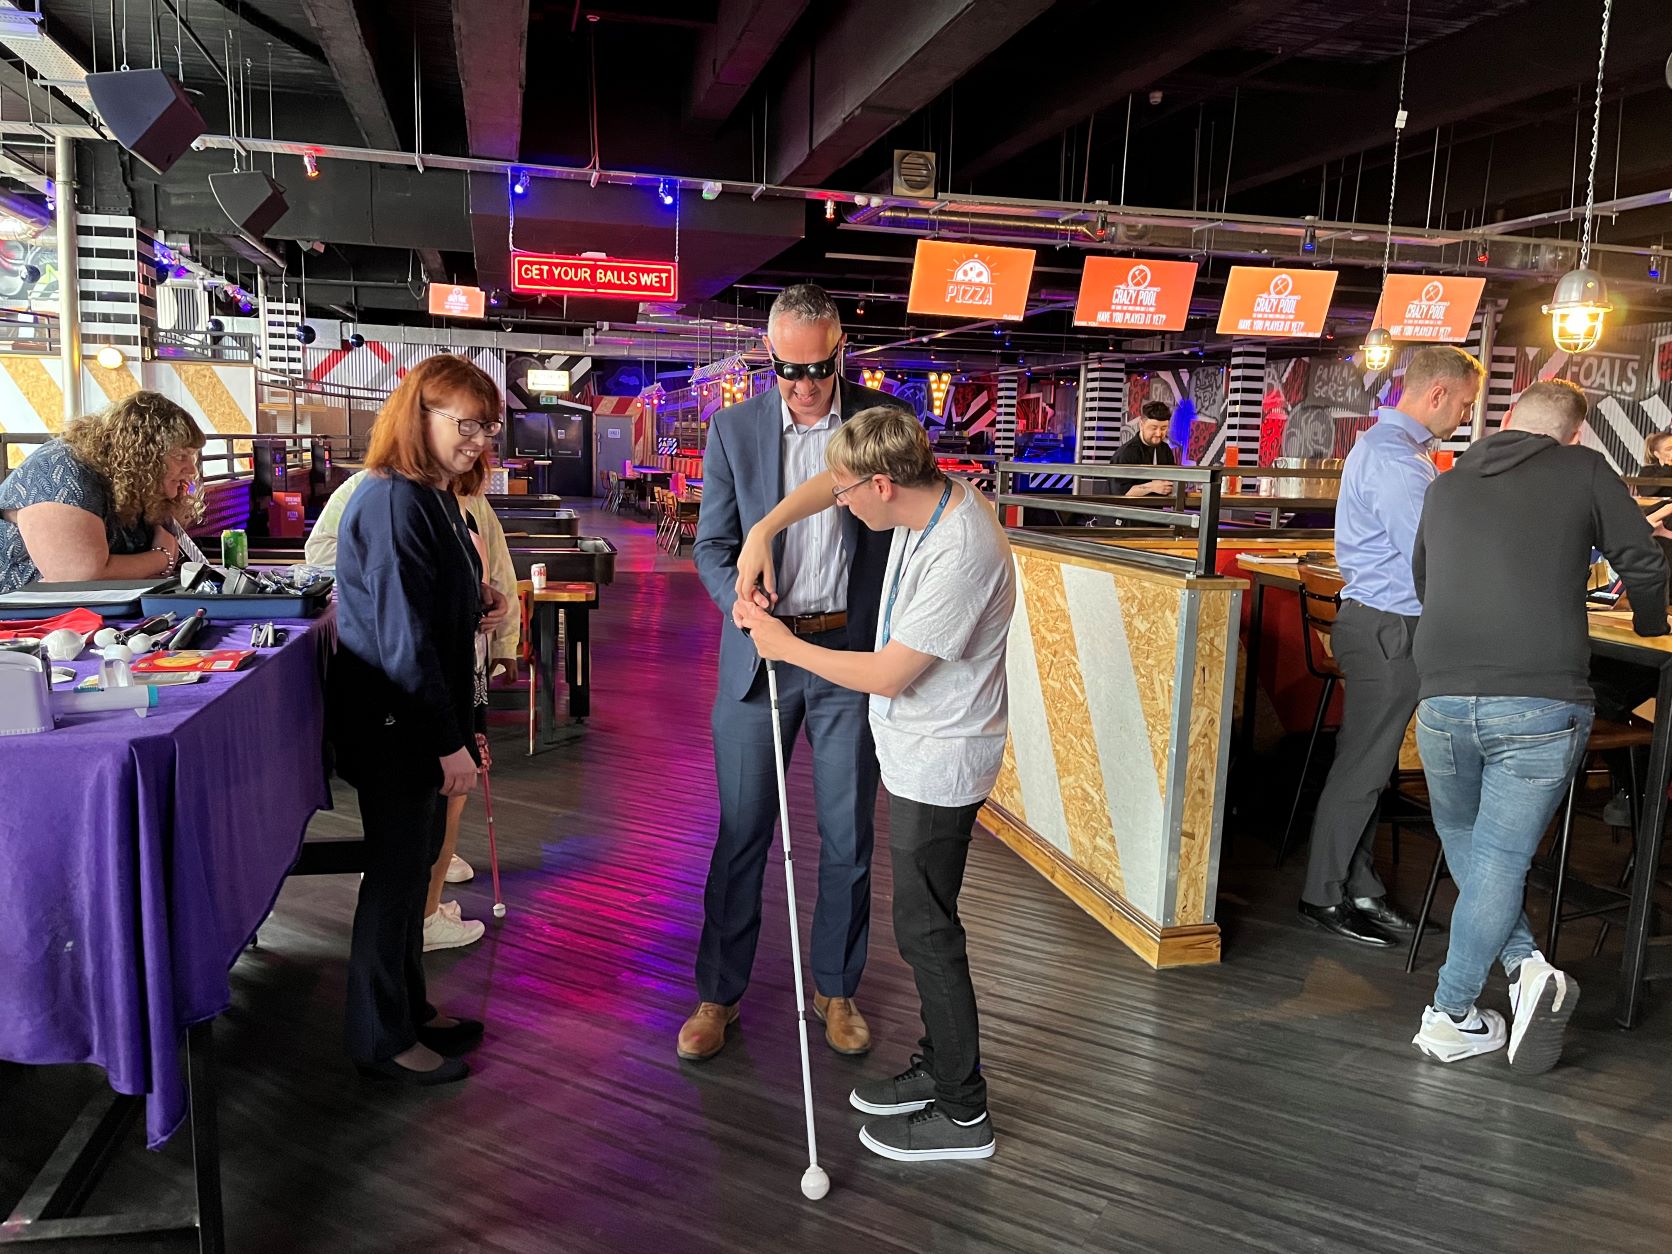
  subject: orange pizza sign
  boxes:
[1374,274,1485,343]
[1073,256,1197,330]
[906,239,1035,321]
[1216,267,1339,338]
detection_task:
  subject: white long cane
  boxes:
[764,658,831,1201]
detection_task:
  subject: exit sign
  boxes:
[511,253,677,300]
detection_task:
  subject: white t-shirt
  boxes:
[869,482,1017,808]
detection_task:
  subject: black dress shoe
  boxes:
[1298,900,1397,947]
[355,1055,470,1086]
[1352,896,1418,933]
[417,1016,485,1057]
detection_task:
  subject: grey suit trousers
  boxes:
[697,626,879,1005]
[1302,600,1418,907]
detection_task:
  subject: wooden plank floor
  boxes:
[6,503,1672,1253]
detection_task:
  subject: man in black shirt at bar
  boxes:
[1113,401,1177,496]
[1408,379,1668,1073]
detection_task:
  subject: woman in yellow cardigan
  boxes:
[309,469,519,951]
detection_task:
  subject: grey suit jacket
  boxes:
[693,380,902,701]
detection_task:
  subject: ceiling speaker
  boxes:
[85,69,205,175]
[892,149,937,199]
[209,171,289,237]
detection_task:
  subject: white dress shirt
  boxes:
[773,387,850,617]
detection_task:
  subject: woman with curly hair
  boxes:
[0,391,205,593]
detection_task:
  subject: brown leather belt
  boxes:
[775,610,847,636]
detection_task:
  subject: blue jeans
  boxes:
[1415,697,1593,1016]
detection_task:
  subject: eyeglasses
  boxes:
[424,404,503,439]
[831,474,879,501]
[768,345,842,382]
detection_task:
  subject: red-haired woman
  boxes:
[331,355,510,1085]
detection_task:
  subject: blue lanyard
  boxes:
[881,481,953,647]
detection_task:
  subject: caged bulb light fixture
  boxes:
[1543,0,1615,354]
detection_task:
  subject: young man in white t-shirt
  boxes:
[734,406,1016,1163]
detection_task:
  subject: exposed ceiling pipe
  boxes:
[1477,187,1672,237]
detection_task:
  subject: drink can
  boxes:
[530,562,547,591]
[220,528,248,569]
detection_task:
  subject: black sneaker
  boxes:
[859,1106,996,1162]
[849,1054,937,1116]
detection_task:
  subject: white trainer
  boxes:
[1507,952,1579,1076]
[444,854,474,884]
[423,905,485,952]
[1412,1005,1507,1063]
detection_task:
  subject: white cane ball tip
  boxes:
[127,633,152,655]
[800,1166,830,1201]
[94,627,119,647]
[493,903,506,918]
[101,643,133,663]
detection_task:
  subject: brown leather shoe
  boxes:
[812,994,871,1056]
[676,1001,739,1061]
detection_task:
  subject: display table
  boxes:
[522,580,599,755]
[0,613,334,1248]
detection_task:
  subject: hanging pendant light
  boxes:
[1363,326,1394,372]
[1364,2,1411,374]
[1544,0,1613,354]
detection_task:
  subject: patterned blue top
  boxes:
[0,440,152,593]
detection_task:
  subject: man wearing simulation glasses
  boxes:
[681,283,905,1064]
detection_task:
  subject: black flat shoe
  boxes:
[417,1017,485,1057]
[1352,896,1418,933]
[1298,900,1397,947]
[356,1055,470,1086]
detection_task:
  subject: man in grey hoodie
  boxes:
[1408,379,1668,1073]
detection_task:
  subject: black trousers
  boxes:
[889,793,987,1122]
[1302,601,1417,907]
[345,772,447,1064]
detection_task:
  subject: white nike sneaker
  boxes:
[444,854,474,884]
[1412,1005,1507,1063]
[1507,952,1579,1076]
[423,905,485,952]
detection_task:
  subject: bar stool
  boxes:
[1276,562,1345,866]
[1404,716,1651,972]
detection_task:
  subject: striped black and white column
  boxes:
[1225,346,1266,462]
[994,374,1019,460]
[1077,354,1126,464]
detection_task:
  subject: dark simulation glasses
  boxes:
[768,346,841,382]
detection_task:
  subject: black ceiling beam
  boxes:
[1224,0,1672,197]
[197,0,328,66]
[686,0,808,128]
[954,0,1305,182]
[767,0,1056,186]
[454,0,529,160]
[296,0,446,283]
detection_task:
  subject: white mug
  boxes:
[530,563,547,592]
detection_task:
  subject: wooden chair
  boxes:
[670,497,700,555]
[1276,561,1346,865]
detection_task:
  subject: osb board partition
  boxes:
[991,545,1238,959]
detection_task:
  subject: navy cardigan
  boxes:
[330,473,482,783]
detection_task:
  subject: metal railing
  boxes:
[995,462,1347,577]
[256,369,384,455]
[155,328,257,363]
[0,307,59,353]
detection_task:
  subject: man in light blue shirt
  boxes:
[1300,345,1484,945]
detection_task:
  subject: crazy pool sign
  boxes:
[1374,274,1485,343]
[1073,257,1197,330]
[1216,267,1339,337]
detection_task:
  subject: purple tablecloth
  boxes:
[0,613,334,1147]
